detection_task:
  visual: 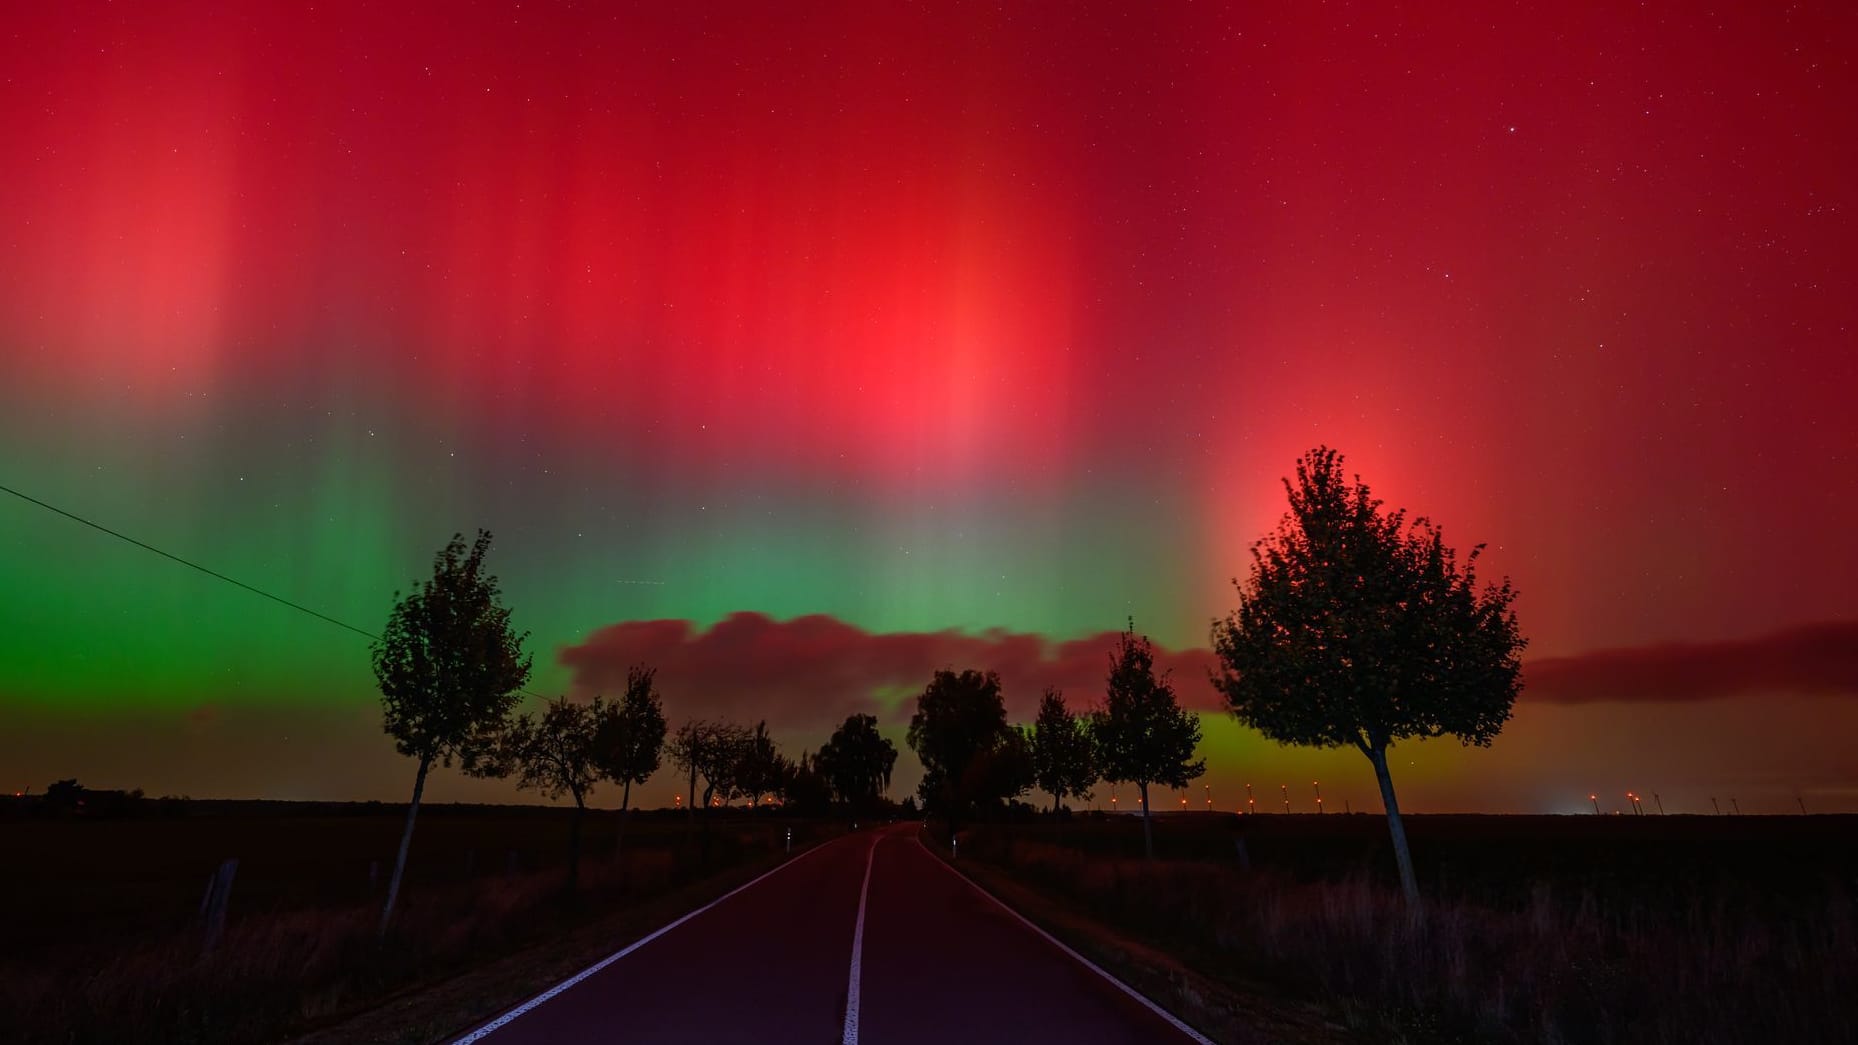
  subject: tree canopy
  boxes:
[373,531,532,772]
[669,719,754,809]
[816,712,898,812]
[493,695,604,892]
[1094,622,1204,858]
[1211,446,1524,900]
[906,668,1010,833]
[1029,688,1097,813]
[734,721,789,806]
[497,696,602,807]
[370,530,530,934]
[591,665,667,805]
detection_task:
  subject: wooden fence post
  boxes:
[201,858,238,954]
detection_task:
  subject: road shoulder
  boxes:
[288,845,823,1045]
[917,832,1357,1045]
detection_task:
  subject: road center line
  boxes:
[840,833,881,1045]
[450,837,840,1043]
[914,835,1216,1045]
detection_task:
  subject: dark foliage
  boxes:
[1094,622,1204,858]
[1029,689,1097,813]
[815,713,898,816]
[906,668,1012,835]
[1211,447,1524,899]
[370,530,531,933]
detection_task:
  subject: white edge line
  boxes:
[451,838,840,1044]
[839,835,880,1045]
[916,836,1218,1045]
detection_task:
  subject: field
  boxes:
[0,799,833,1044]
[950,811,1858,1044]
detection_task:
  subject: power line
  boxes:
[3,479,557,701]
[0,480,380,639]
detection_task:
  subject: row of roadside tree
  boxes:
[370,444,1526,934]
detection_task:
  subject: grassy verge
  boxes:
[944,824,1857,1044]
[921,829,1355,1045]
[289,843,822,1044]
[1,819,834,1044]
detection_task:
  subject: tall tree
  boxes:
[371,531,530,936]
[815,713,898,819]
[1030,689,1097,814]
[1094,622,1205,860]
[779,750,833,815]
[668,719,708,822]
[668,718,753,860]
[495,695,603,895]
[734,721,788,807]
[1211,447,1524,902]
[969,724,1036,813]
[591,666,666,858]
[906,669,1009,835]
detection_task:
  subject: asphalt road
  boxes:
[454,822,1212,1044]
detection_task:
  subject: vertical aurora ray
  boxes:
[2,3,1855,807]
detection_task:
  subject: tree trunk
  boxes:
[567,795,584,897]
[1369,746,1419,904]
[378,754,431,939]
[615,778,632,860]
[1138,780,1154,860]
[700,781,716,864]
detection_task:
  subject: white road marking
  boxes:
[451,838,840,1043]
[915,836,1217,1045]
[839,833,881,1045]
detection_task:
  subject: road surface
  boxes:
[454,822,1213,1044]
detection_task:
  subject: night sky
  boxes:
[4,3,1855,813]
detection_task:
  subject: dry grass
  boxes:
[0,817,821,1045]
[960,827,1857,1044]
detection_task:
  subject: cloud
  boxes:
[1523,620,1858,704]
[556,612,1224,733]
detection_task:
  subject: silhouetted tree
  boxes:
[668,719,752,859]
[907,669,1009,836]
[1211,447,1524,903]
[372,531,530,936]
[734,721,788,807]
[1030,689,1097,813]
[592,666,666,858]
[1094,622,1205,860]
[668,720,717,816]
[494,695,603,895]
[816,713,898,820]
[968,724,1036,813]
[43,778,84,813]
[779,750,833,815]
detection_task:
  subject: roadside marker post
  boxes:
[785,827,792,854]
